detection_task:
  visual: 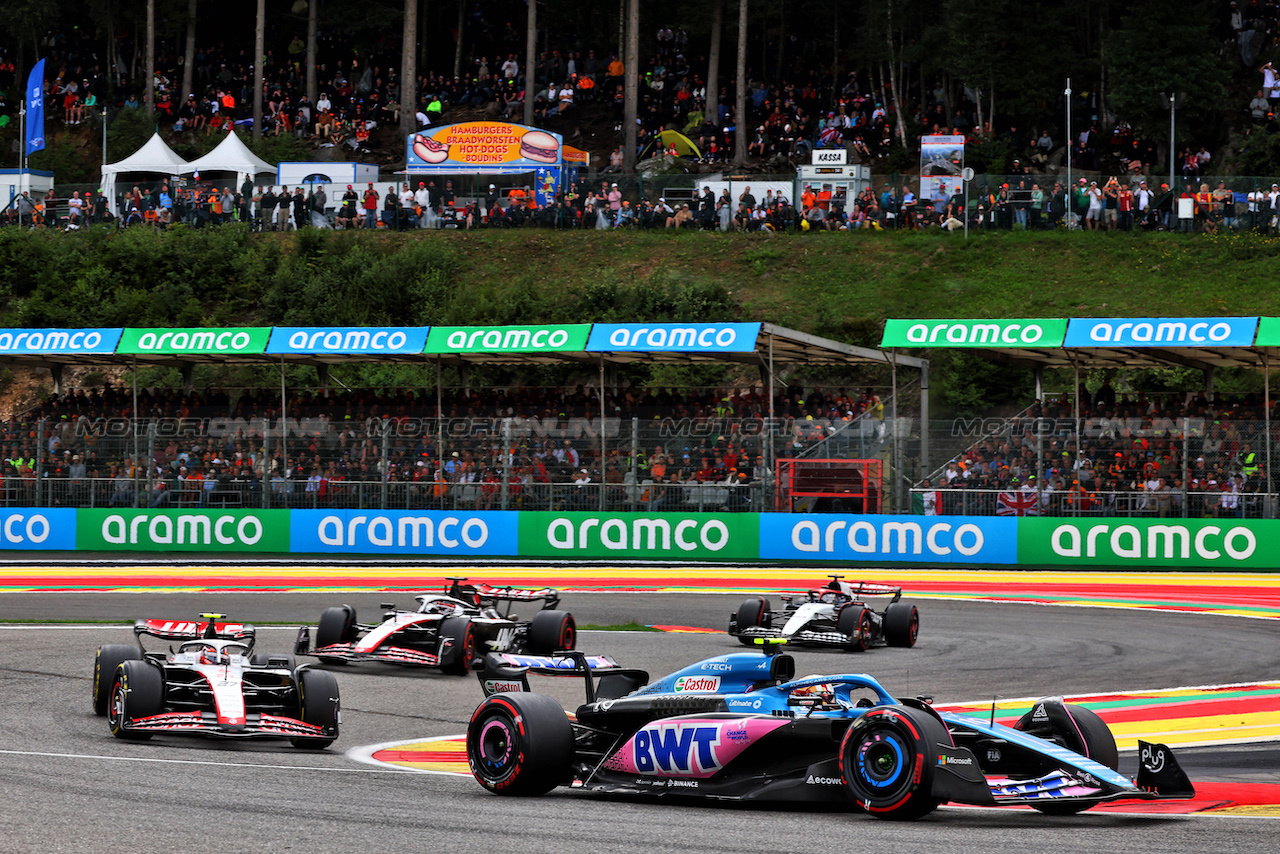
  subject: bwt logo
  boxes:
[633,723,722,775]
[673,675,720,693]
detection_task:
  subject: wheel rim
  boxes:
[108,679,126,731]
[561,622,576,650]
[474,714,517,781]
[854,730,912,795]
[908,612,919,645]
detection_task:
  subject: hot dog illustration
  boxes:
[413,135,451,164]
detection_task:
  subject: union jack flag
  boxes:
[996,491,1040,516]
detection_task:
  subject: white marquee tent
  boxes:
[100,132,189,216]
[179,131,276,190]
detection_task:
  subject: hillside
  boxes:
[1,225,1276,414]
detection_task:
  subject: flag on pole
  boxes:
[996,491,1040,516]
[25,59,46,156]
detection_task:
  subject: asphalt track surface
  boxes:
[4,592,1280,853]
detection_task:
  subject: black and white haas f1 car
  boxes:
[295,577,576,674]
[92,614,339,747]
[466,644,1194,820]
[729,575,919,651]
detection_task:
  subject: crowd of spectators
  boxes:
[2,380,886,512]
[917,383,1277,518]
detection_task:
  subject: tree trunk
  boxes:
[252,0,263,138]
[775,0,785,82]
[453,0,465,80]
[144,0,155,114]
[733,0,747,165]
[987,75,994,136]
[523,0,537,126]
[401,0,418,135]
[622,0,639,172]
[884,3,908,144]
[307,0,318,107]
[706,0,722,126]
[182,0,196,104]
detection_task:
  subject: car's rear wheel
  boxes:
[838,606,874,651]
[439,616,477,675]
[291,668,340,749]
[1014,701,1118,815]
[94,644,142,716]
[108,660,164,740]
[733,597,771,645]
[840,705,946,820]
[315,605,357,663]
[884,602,920,648]
[527,610,576,653]
[467,692,573,796]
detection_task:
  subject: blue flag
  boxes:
[25,59,46,157]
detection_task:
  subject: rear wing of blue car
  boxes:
[475,650,649,703]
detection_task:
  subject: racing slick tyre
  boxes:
[527,610,576,653]
[468,692,573,796]
[315,605,357,663]
[884,602,920,648]
[93,644,143,716]
[733,597,771,646]
[107,660,164,740]
[250,653,298,671]
[439,616,478,675]
[291,667,340,749]
[1014,702,1119,815]
[837,606,874,652]
[839,705,946,820]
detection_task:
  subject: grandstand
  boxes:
[0,322,925,517]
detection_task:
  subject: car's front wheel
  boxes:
[840,705,946,820]
[107,660,164,740]
[93,644,142,716]
[291,668,340,749]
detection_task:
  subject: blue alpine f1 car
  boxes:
[466,644,1193,819]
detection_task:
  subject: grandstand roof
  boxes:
[880,317,1276,372]
[0,323,924,371]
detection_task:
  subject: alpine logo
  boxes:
[806,775,841,786]
[1032,703,1049,721]
[673,676,720,693]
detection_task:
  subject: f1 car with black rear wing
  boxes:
[466,643,1194,819]
[93,613,339,747]
[295,577,576,673]
[729,575,919,651]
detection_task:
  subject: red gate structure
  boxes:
[775,458,883,513]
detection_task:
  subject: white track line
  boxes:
[0,747,413,773]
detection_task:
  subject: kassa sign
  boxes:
[406,122,563,169]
